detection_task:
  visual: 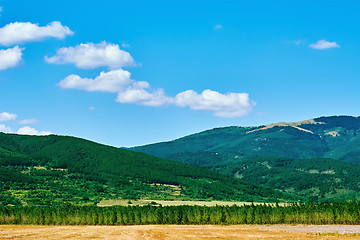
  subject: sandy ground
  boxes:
[264,225,360,234]
[1,225,360,240]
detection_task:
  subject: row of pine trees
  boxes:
[1,201,359,225]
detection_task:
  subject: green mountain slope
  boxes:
[219,157,360,201]
[133,116,360,165]
[0,132,291,206]
[132,116,360,201]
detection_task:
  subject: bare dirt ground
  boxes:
[263,225,360,234]
[1,225,360,240]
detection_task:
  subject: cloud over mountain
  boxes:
[17,126,53,136]
[54,41,255,118]
[175,90,255,117]
[0,124,12,133]
[58,69,254,117]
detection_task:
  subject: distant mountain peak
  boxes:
[133,114,360,166]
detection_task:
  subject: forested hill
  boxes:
[132,116,360,165]
[0,132,291,206]
[132,116,360,201]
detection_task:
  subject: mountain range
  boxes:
[1,115,359,206]
[0,132,289,206]
[132,116,360,201]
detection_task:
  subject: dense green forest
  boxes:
[1,201,360,225]
[133,116,360,201]
[218,157,360,202]
[133,116,360,165]
[0,132,291,206]
[2,116,359,206]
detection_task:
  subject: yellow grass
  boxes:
[1,225,359,240]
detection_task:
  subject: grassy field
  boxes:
[1,225,359,240]
[97,199,288,207]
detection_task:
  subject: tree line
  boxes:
[1,201,359,225]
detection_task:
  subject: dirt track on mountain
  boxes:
[1,225,360,240]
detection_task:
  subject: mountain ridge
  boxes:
[132,115,360,164]
[132,115,360,201]
[0,132,291,206]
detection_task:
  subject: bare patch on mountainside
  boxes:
[246,118,325,134]
[325,131,340,137]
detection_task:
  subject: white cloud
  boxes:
[45,42,134,69]
[309,40,340,50]
[0,113,51,134]
[58,69,132,92]
[0,46,23,71]
[0,124,12,133]
[116,87,172,107]
[0,21,73,46]
[58,69,172,107]
[17,126,53,136]
[0,112,17,122]
[58,70,255,117]
[18,118,38,125]
[53,42,255,117]
[174,89,255,118]
[214,24,223,30]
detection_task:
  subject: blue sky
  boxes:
[0,0,359,147]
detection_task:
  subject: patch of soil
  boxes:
[1,225,359,240]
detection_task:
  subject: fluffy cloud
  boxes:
[58,69,172,106]
[0,112,17,122]
[58,70,255,117]
[0,46,23,71]
[116,87,172,107]
[18,118,38,125]
[309,40,340,50]
[0,124,12,133]
[174,90,255,118]
[0,112,51,134]
[17,126,53,136]
[58,69,132,92]
[52,41,255,117]
[0,21,73,46]
[45,42,134,69]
